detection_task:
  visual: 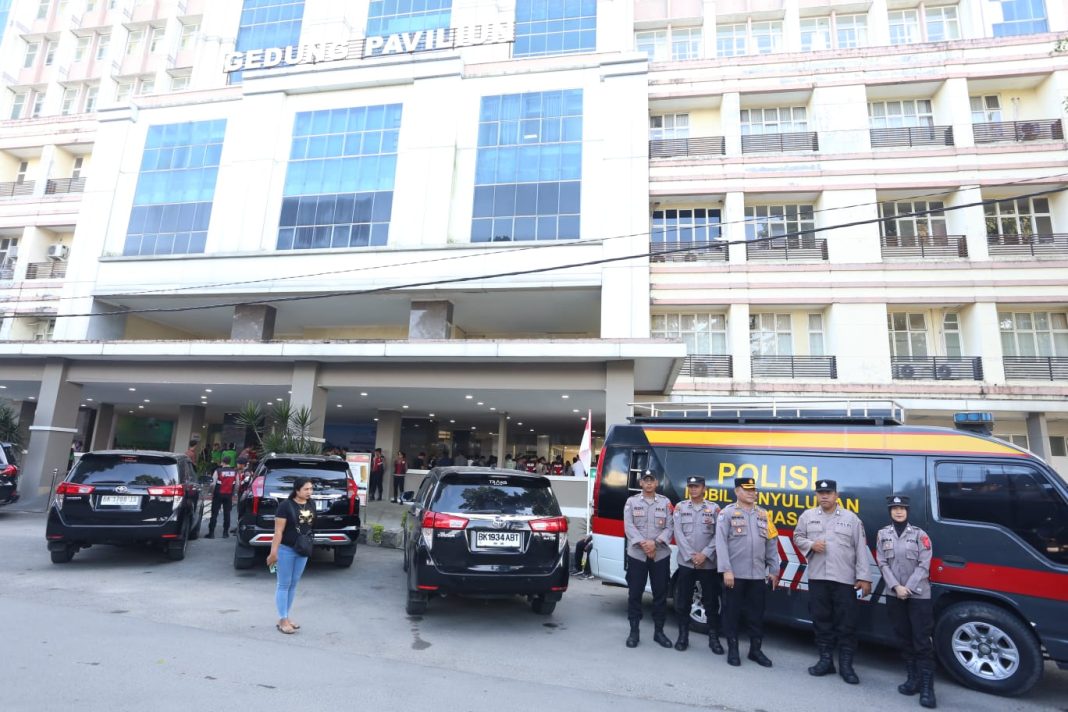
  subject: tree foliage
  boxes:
[234,400,321,456]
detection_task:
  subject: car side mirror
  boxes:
[401,490,415,503]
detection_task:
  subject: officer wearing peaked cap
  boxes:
[672,476,724,654]
[622,470,674,649]
[877,495,937,709]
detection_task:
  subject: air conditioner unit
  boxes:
[46,244,69,261]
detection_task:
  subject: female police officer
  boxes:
[876,495,936,709]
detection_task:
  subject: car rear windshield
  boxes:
[1,444,15,466]
[70,454,179,486]
[263,462,351,492]
[433,476,560,516]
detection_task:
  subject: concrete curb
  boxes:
[358,526,403,550]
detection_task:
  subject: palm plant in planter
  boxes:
[234,400,321,456]
[0,402,21,449]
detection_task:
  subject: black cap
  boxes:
[735,477,756,490]
[686,476,705,487]
[815,479,837,492]
[887,494,910,508]
[640,470,656,481]
[221,455,232,465]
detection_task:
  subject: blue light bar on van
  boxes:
[953,412,993,425]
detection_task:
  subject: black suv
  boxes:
[45,450,206,563]
[233,454,359,569]
[0,442,20,506]
[402,467,570,615]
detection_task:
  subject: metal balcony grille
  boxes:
[752,355,837,379]
[45,177,87,194]
[891,356,983,381]
[973,119,1064,144]
[986,234,1068,258]
[679,354,733,378]
[869,126,954,148]
[1003,357,1068,381]
[0,181,35,198]
[650,239,729,262]
[741,131,819,153]
[880,235,968,259]
[649,136,726,158]
[24,261,67,279]
[746,236,828,261]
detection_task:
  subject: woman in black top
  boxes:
[267,477,315,634]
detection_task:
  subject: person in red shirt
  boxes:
[391,451,408,503]
[369,448,385,501]
[206,455,238,538]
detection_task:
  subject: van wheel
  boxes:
[50,545,75,564]
[166,525,189,562]
[406,590,428,615]
[233,543,254,570]
[402,534,410,572]
[333,553,354,568]
[934,601,1043,696]
[531,597,556,615]
[188,511,201,541]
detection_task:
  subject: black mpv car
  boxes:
[402,467,570,615]
[46,450,206,563]
[0,442,20,507]
[233,454,359,569]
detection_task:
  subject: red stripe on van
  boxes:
[592,516,625,538]
[932,559,1068,602]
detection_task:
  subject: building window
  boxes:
[652,313,727,354]
[84,85,98,112]
[835,14,868,48]
[651,208,721,248]
[888,10,920,45]
[124,119,226,256]
[126,28,144,56]
[992,0,1048,36]
[925,6,960,41]
[984,197,1052,237]
[72,156,84,180]
[751,21,783,54]
[880,201,947,239]
[943,313,962,357]
[671,27,701,60]
[36,0,50,20]
[750,313,792,356]
[60,86,77,114]
[149,26,166,53]
[30,91,44,118]
[366,0,450,36]
[745,204,816,245]
[970,95,1001,123]
[232,0,305,82]
[868,99,934,128]
[74,35,91,62]
[800,17,831,52]
[514,0,596,57]
[137,76,155,95]
[808,314,825,356]
[1049,436,1067,457]
[649,113,689,140]
[24,41,40,69]
[635,30,667,60]
[114,80,132,102]
[96,32,110,60]
[9,91,27,120]
[999,311,1068,357]
[472,89,582,242]
[278,105,402,250]
[740,107,807,135]
[637,26,701,61]
[716,23,746,57]
[43,40,56,65]
[16,161,28,183]
[0,237,17,272]
[179,21,198,51]
[888,312,929,357]
[170,73,190,91]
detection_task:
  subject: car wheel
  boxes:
[402,538,410,572]
[50,545,75,564]
[406,590,428,615]
[531,597,556,615]
[233,542,254,570]
[188,510,201,541]
[166,523,189,562]
[333,553,354,568]
[934,601,1043,696]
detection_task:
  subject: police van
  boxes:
[589,400,1068,697]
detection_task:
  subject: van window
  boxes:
[70,454,179,486]
[433,476,560,517]
[628,451,649,490]
[936,462,1068,565]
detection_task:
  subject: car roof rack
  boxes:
[629,399,905,426]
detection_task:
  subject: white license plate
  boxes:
[475,531,522,548]
[314,499,330,511]
[100,495,140,506]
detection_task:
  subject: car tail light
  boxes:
[250,476,265,515]
[422,511,469,530]
[55,481,93,509]
[347,477,357,515]
[0,465,17,477]
[148,484,184,510]
[529,516,568,533]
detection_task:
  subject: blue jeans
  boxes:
[275,544,308,619]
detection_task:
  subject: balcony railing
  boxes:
[649,136,726,158]
[0,268,13,280]
[1003,357,1068,381]
[0,181,35,198]
[870,125,954,148]
[650,239,729,262]
[680,354,733,378]
[45,177,86,194]
[986,234,1068,258]
[747,236,828,261]
[752,355,837,379]
[880,235,968,259]
[741,131,819,153]
[973,119,1064,145]
[24,261,67,279]
[891,356,983,381]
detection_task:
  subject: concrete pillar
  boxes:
[231,304,277,341]
[21,360,82,506]
[172,405,205,453]
[724,191,747,264]
[961,302,1005,384]
[17,400,36,453]
[536,434,551,460]
[701,0,716,59]
[826,303,893,383]
[290,362,327,440]
[728,303,751,381]
[375,410,402,474]
[722,92,741,156]
[408,300,454,339]
[605,360,635,430]
[496,412,508,466]
[934,77,974,148]
[949,186,989,260]
[90,403,116,450]
[1026,413,1050,459]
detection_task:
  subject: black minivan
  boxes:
[402,467,570,615]
[0,441,20,506]
[46,450,206,563]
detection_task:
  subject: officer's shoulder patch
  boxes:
[921,534,931,550]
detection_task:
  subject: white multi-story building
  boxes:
[0,0,1065,501]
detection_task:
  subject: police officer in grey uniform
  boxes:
[715,476,781,667]
[877,495,936,709]
[672,476,724,654]
[793,479,873,684]
[623,471,674,649]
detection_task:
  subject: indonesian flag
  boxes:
[579,410,592,472]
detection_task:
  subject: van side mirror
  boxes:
[402,491,415,503]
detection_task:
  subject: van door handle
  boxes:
[940,555,967,569]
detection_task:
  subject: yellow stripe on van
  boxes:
[642,429,1025,457]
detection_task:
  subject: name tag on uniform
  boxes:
[882,540,894,550]
[633,507,645,516]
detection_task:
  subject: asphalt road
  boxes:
[2,510,1066,712]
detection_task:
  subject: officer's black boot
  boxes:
[726,638,741,666]
[674,622,689,651]
[747,637,773,667]
[708,631,724,655]
[625,620,640,648]
[653,624,673,649]
[898,660,920,696]
[838,648,860,685]
[919,667,937,708]
[807,646,836,676]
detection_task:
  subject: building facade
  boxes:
[0,0,1066,502]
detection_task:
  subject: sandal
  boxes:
[276,623,297,635]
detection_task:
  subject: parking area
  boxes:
[2,509,1066,712]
